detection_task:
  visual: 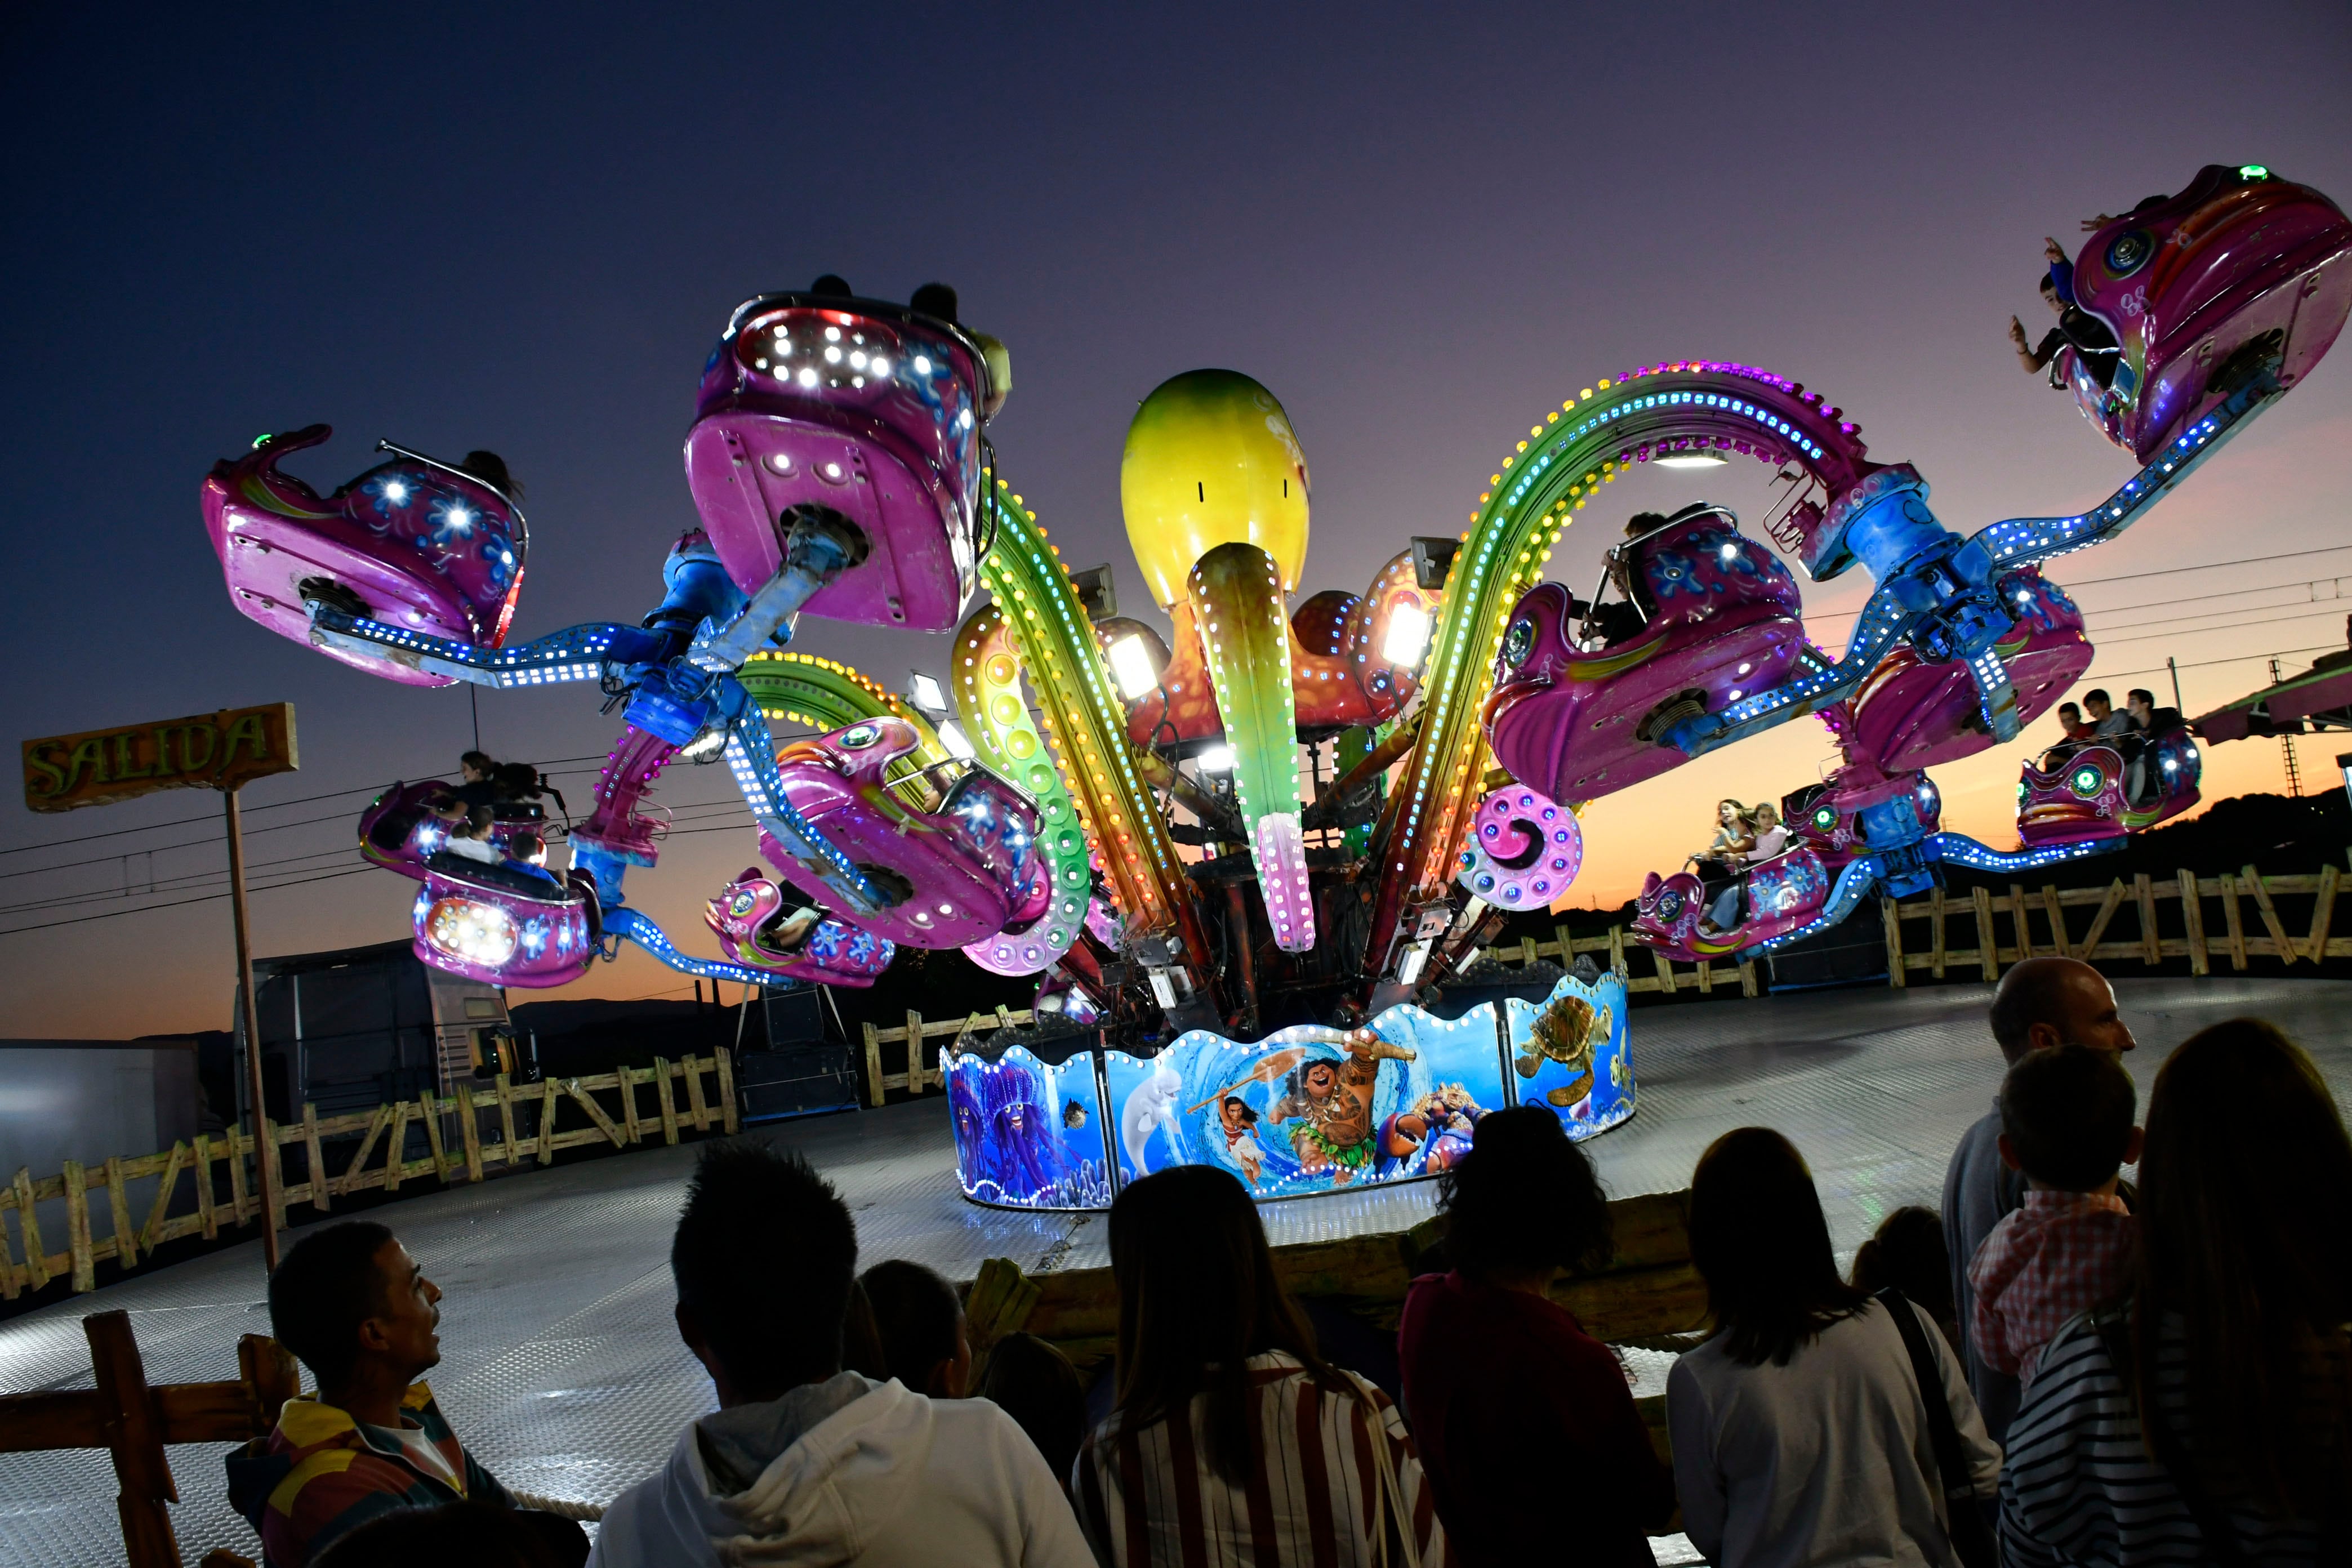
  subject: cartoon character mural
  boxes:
[1102,1010,1514,1197]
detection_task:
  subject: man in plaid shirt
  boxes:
[1968,1043,2142,1386]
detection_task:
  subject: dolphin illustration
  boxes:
[1121,1061,1185,1173]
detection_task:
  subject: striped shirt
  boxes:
[1074,1351,1451,1567]
[2001,1309,2330,1565]
[1967,1190,2135,1386]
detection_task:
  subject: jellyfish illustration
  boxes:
[980,1061,1069,1204]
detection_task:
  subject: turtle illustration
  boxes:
[1518,991,1613,1108]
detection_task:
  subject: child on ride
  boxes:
[1587,513,1669,647]
[441,807,501,866]
[2008,238,2122,390]
[1700,803,1789,937]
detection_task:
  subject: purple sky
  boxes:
[6,2,2349,1037]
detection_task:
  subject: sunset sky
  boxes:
[5,2,2349,1038]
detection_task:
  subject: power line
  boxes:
[0,865,383,939]
[2,751,619,863]
[0,847,360,917]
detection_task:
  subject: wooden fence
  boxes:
[2,1051,738,1301]
[1877,867,2346,984]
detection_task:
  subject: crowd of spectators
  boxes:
[231,955,2349,1566]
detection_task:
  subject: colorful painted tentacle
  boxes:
[1188,542,1314,953]
[977,483,1214,981]
[1365,360,1878,979]
[954,604,1094,975]
[736,649,950,807]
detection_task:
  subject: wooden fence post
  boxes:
[537,1080,559,1165]
[2220,872,2248,969]
[12,1167,50,1289]
[2133,874,2161,965]
[1650,947,1678,996]
[2177,870,2209,976]
[863,1022,885,1107]
[84,1311,182,1568]
[104,1157,138,1272]
[653,1058,681,1144]
[190,1137,216,1241]
[617,1068,643,1145]
[684,1056,712,1132]
[222,1127,250,1224]
[1929,889,1948,980]
[341,1107,390,1199]
[494,1075,518,1164]
[1608,924,1627,978]
[1739,959,1758,997]
[2305,864,2340,962]
[384,1103,412,1192]
[907,1010,926,1094]
[301,1104,329,1213]
[1971,887,2000,982]
[2008,884,2032,960]
[717,1048,739,1134]
[2039,885,2066,960]
[1882,898,1906,988]
[62,1160,96,1293]
[455,1085,484,1184]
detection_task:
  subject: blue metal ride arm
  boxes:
[1972,370,2281,573]
[720,701,891,916]
[603,906,804,990]
[1670,369,2283,765]
[307,604,667,688]
[1925,831,2120,876]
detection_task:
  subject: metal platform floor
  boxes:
[7,977,2349,1567]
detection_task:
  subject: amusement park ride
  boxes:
[203,166,2351,1205]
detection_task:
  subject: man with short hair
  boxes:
[227,1222,515,1567]
[589,1142,1092,1567]
[1939,957,2136,1441]
[2082,688,2131,738]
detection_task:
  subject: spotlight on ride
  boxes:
[1197,743,1236,773]
[1107,633,1160,700]
[1383,603,1433,667]
[1653,447,1729,470]
[937,719,977,760]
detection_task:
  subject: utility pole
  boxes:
[2167,655,2182,711]
[2271,658,2305,798]
[224,786,281,1271]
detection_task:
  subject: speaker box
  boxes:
[1765,909,1891,991]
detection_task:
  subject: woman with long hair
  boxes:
[1397,1106,1672,1565]
[2002,1018,2352,1562]
[1668,1128,1998,1567]
[1073,1164,1446,1566]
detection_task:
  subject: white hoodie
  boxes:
[588,1374,1094,1568]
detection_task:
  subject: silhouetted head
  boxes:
[1437,1104,1612,1284]
[458,452,520,502]
[672,1142,857,1405]
[860,1259,968,1398]
[1999,1043,2140,1191]
[1988,956,2136,1064]
[809,274,853,298]
[1690,1128,1864,1367]
[269,1222,441,1396]
[909,282,959,322]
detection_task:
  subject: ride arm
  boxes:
[1972,368,2279,572]
[601,907,809,990]
[306,603,662,688]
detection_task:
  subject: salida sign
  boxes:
[21,702,299,812]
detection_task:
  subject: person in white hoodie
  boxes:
[587,1142,1094,1568]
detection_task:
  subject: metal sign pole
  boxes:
[224,785,281,1272]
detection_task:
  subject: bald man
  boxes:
[1940,956,2136,1442]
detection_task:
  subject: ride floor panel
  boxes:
[5,978,2346,1567]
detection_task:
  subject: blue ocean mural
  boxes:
[949,969,1635,1209]
[945,1046,1113,1210]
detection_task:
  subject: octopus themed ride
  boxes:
[200,163,2346,1205]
